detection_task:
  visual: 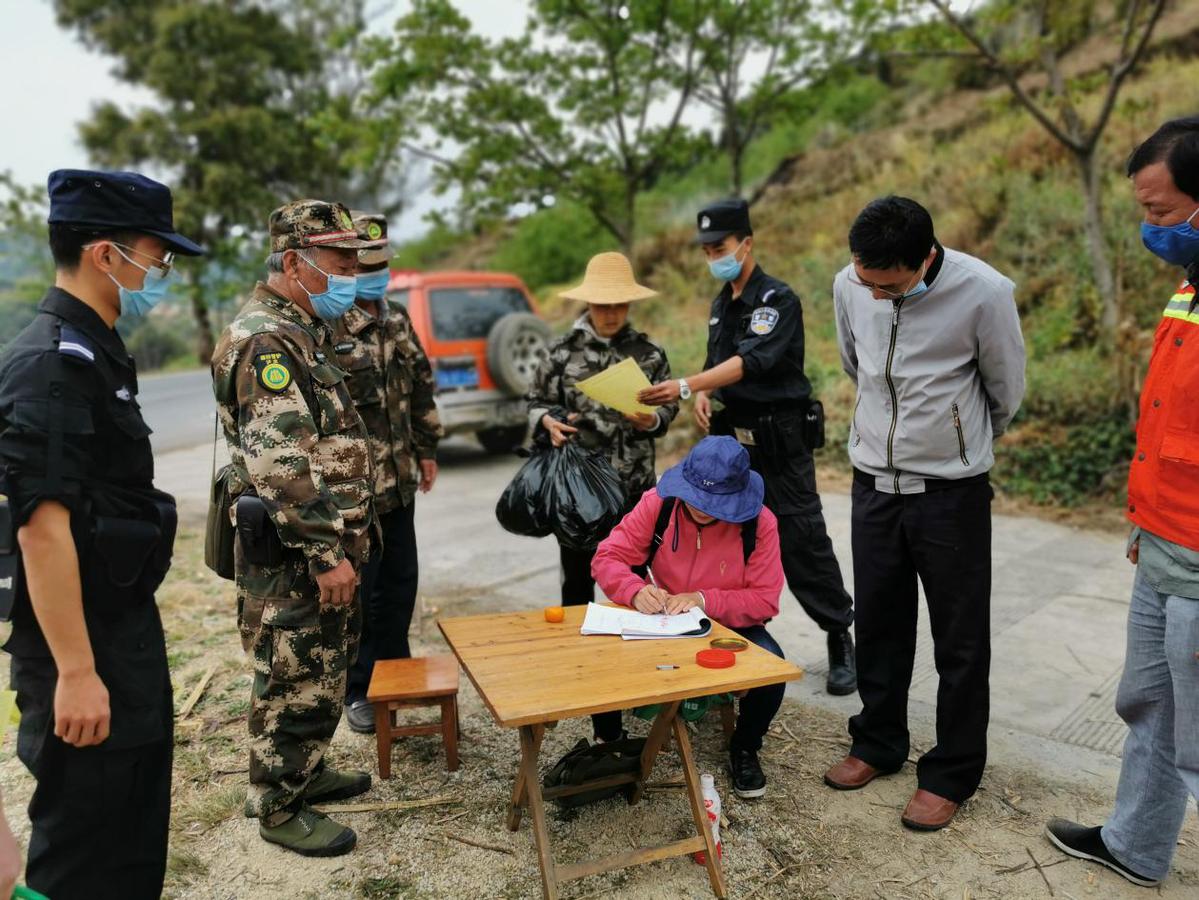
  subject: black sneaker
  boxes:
[729,748,766,799]
[1045,818,1160,887]
[826,630,857,696]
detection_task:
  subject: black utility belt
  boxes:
[715,401,824,456]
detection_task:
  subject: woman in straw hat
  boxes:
[527,251,678,742]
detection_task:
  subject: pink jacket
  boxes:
[591,488,784,629]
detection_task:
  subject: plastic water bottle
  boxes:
[693,773,723,865]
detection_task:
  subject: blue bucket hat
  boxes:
[656,436,764,524]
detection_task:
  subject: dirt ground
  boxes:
[1,530,1195,900]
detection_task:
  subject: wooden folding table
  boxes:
[439,606,803,900]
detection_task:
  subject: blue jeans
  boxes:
[730,625,786,752]
[1102,571,1199,881]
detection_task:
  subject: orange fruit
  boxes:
[544,606,565,623]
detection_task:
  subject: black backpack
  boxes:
[542,737,647,808]
[644,497,757,569]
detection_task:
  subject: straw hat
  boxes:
[558,252,658,305]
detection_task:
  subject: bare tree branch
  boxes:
[927,0,1084,153]
[1087,0,1166,152]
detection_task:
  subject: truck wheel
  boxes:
[477,425,528,455]
[487,313,551,396]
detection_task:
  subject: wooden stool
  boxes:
[367,654,461,777]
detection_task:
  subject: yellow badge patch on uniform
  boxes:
[339,210,354,231]
[254,352,293,392]
[749,306,779,335]
[366,222,383,240]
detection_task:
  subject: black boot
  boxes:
[826,629,856,696]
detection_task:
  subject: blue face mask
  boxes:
[708,240,747,282]
[899,269,929,301]
[103,244,173,317]
[356,269,391,301]
[1141,207,1199,267]
[298,253,358,319]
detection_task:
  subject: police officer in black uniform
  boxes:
[640,199,856,694]
[0,170,203,898]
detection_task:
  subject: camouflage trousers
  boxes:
[236,551,361,821]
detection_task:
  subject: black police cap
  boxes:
[696,199,753,244]
[47,169,205,256]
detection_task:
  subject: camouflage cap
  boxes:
[352,211,394,265]
[269,199,376,252]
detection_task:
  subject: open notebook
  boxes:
[580,602,712,641]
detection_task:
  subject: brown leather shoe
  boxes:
[823,755,890,791]
[901,789,959,831]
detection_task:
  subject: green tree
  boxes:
[692,0,882,196]
[54,0,411,362]
[372,0,707,255]
[0,173,55,346]
[920,0,1167,342]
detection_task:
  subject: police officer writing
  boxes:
[640,199,856,695]
[0,170,203,898]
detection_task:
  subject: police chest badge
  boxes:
[255,352,292,392]
[749,306,779,335]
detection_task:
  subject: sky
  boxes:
[0,1,531,240]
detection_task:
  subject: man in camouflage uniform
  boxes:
[333,212,443,733]
[211,199,381,856]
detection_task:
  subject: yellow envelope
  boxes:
[575,357,656,416]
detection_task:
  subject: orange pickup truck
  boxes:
[387,270,551,453]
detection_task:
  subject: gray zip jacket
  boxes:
[833,246,1026,493]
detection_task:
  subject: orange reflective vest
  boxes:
[1128,279,1199,551]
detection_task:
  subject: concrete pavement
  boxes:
[140,368,215,453]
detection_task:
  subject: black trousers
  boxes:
[746,446,854,634]
[560,542,625,741]
[347,502,419,704]
[847,471,993,802]
[11,655,173,900]
[729,625,786,752]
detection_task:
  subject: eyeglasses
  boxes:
[848,262,926,300]
[84,241,175,277]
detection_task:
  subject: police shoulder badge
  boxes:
[749,306,779,335]
[254,351,293,392]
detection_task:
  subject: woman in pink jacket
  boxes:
[592,435,787,798]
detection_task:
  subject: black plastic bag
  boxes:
[542,441,625,550]
[495,447,555,538]
[495,440,625,549]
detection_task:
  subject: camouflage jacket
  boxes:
[212,282,374,582]
[329,299,442,514]
[527,314,677,496]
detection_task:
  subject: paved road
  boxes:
[139,368,214,453]
[157,434,1138,793]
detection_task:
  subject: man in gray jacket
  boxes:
[822,196,1025,831]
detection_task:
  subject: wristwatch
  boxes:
[678,378,692,401]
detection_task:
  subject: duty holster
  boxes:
[84,484,178,608]
[235,494,284,567]
[0,476,21,622]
